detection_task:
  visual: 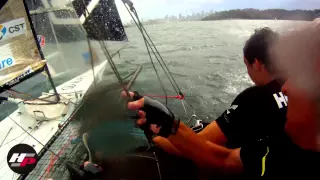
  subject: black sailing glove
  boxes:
[130,91,180,138]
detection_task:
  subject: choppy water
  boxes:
[113,20,304,120]
[0,20,306,121]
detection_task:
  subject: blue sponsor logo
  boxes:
[0,57,14,70]
[0,24,7,40]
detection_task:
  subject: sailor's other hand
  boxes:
[82,161,103,179]
[122,91,180,137]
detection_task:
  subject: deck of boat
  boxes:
[22,119,86,180]
[0,61,108,180]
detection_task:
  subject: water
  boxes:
[0,20,305,121]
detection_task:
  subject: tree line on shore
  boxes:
[202,9,320,21]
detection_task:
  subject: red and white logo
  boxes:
[37,35,45,47]
[9,153,37,167]
[7,144,38,174]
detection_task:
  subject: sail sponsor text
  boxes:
[0,44,15,71]
[0,18,26,42]
[4,67,33,86]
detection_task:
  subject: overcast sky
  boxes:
[114,0,320,23]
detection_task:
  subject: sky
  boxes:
[115,0,320,24]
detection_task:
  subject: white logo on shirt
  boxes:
[227,105,238,114]
[273,92,288,109]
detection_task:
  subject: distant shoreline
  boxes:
[123,18,312,28]
[202,9,320,21]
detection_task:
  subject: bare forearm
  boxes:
[197,121,228,146]
[167,122,236,172]
[153,121,227,156]
[153,136,183,156]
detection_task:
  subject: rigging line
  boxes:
[6,89,59,104]
[0,127,12,147]
[143,36,168,106]
[153,152,163,180]
[134,12,197,112]
[111,44,129,57]
[37,92,81,106]
[128,6,198,114]
[40,127,54,142]
[80,1,130,98]
[180,98,190,119]
[6,90,72,106]
[127,5,196,114]
[131,8,197,112]
[100,41,122,82]
[128,7,195,113]
[101,42,129,97]
[126,4,196,114]
[0,121,38,147]
[123,71,136,80]
[8,116,60,158]
[128,9,179,96]
[132,9,181,93]
[136,23,169,105]
[80,0,121,81]
[1,130,27,147]
[14,128,35,146]
[123,4,168,105]
[99,41,127,91]
[0,131,24,147]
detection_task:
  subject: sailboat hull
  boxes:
[0,61,107,180]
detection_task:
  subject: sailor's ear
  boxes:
[252,58,262,71]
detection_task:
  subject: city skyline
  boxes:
[128,10,214,24]
[115,0,320,24]
[126,8,319,25]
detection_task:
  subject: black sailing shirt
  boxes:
[215,79,287,148]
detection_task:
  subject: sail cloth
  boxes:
[0,0,46,93]
[22,0,128,86]
[72,0,128,41]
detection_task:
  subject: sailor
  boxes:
[122,20,320,177]
[81,21,320,179]
[198,27,287,149]
[153,27,287,155]
[80,27,288,178]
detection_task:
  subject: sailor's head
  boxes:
[277,19,320,151]
[243,27,279,86]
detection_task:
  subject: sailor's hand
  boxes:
[122,91,180,137]
[82,161,103,179]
